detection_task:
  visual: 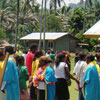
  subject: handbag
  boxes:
[65,74,71,86]
[64,64,71,86]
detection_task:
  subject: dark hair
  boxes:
[0,50,4,57]
[23,50,28,54]
[39,56,52,65]
[16,56,24,66]
[51,50,54,54]
[78,52,86,60]
[30,44,38,51]
[86,55,95,62]
[5,46,15,54]
[55,53,65,67]
[33,51,43,61]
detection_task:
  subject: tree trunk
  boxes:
[39,0,44,50]
[15,0,19,50]
[43,0,47,51]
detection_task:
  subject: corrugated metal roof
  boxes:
[20,32,69,40]
[83,20,100,38]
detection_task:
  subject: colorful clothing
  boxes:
[50,54,55,63]
[84,64,100,100]
[26,53,34,76]
[31,58,39,76]
[45,66,56,100]
[33,65,48,86]
[3,56,20,100]
[0,61,3,78]
[20,90,30,100]
[84,61,100,73]
[16,50,22,56]
[19,66,30,100]
[33,65,56,100]
[19,66,29,90]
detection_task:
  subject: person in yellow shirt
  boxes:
[0,50,5,77]
[31,51,43,76]
[16,47,22,56]
[30,51,43,100]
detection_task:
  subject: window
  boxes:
[48,41,54,48]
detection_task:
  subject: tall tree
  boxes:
[50,0,66,13]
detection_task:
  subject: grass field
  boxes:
[69,54,78,100]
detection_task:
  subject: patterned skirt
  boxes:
[20,90,31,100]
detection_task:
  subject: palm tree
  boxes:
[0,7,16,29]
[50,0,66,13]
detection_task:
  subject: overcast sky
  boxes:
[37,0,81,7]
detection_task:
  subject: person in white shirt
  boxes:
[54,53,79,100]
[73,52,87,100]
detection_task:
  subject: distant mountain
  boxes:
[68,0,100,8]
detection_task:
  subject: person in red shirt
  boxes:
[26,44,38,100]
[26,44,38,76]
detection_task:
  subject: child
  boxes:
[16,56,30,100]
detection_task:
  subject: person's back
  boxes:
[84,65,100,100]
[54,62,67,79]
[31,58,39,76]
[26,52,34,76]
[3,46,20,100]
[84,54,100,100]
[73,60,87,88]
[4,60,20,100]
[26,44,38,76]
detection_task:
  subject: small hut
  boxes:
[20,32,82,52]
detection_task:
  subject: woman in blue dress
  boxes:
[84,55,100,100]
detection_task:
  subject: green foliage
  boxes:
[68,7,84,36]
[0,0,100,51]
[46,14,63,32]
[0,27,6,38]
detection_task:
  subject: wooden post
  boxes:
[0,52,9,90]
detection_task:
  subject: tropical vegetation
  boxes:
[0,0,100,51]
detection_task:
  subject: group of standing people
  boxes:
[74,52,100,100]
[0,44,100,100]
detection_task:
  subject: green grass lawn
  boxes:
[69,54,78,100]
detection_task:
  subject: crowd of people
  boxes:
[0,44,100,100]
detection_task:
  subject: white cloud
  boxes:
[37,0,82,8]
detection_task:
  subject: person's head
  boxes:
[5,46,15,55]
[16,56,24,66]
[75,52,79,56]
[78,52,86,61]
[0,50,5,61]
[23,50,28,54]
[62,50,67,54]
[30,44,38,54]
[33,51,43,61]
[51,50,54,54]
[16,47,20,51]
[47,49,51,54]
[42,50,45,56]
[86,54,95,64]
[39,56,52,67]
[95,53,100,61]
[55,53,66,67]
